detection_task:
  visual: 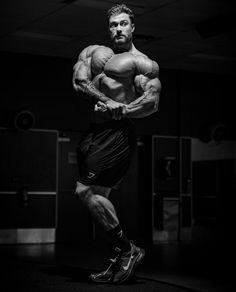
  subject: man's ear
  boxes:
[132,23,135,33]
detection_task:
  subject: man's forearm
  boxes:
[124,93,159,118]
[124,103,157,118]
[74,80,112,104]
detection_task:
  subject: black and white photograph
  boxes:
[0,1,234,291]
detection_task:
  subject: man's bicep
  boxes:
[134,76,161,113]
[73,59,92,88]
[145,77,161,95]
[135,75,161,96]
[73,45,99,89]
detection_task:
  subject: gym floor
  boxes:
[0,238,226,292]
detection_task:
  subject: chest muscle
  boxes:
[104,53,136,78]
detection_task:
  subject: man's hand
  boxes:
[95,100,127,120]
[94,101,108,112]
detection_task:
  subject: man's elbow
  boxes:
[151,97,159,114]
[73,78,86,93]
[153,103,159,113]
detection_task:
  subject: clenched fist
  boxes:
[95,100,127,120]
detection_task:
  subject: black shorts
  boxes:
[76,118,136,188]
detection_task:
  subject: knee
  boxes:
[75,182,102,211]
[91,185,111,198]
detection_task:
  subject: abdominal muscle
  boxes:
[91,72,138,123]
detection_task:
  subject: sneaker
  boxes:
[112,241,145,284]
[89,247,120,283]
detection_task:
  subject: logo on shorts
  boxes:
[88,172,96,179]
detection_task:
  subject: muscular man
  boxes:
[72,4,161,284]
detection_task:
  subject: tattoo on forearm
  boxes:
[78,81,109,103]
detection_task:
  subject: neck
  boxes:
[113,41,134,53]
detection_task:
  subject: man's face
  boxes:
[108,13,135,46]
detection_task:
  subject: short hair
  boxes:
[106,4,135,24]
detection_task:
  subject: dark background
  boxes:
[0,0,235,247]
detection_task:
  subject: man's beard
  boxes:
[115,35,125,43]
[113,34,132,46]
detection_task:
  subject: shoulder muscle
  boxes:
[73,45,101,84]
[135,56,159,79]
[77,45,100,62]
